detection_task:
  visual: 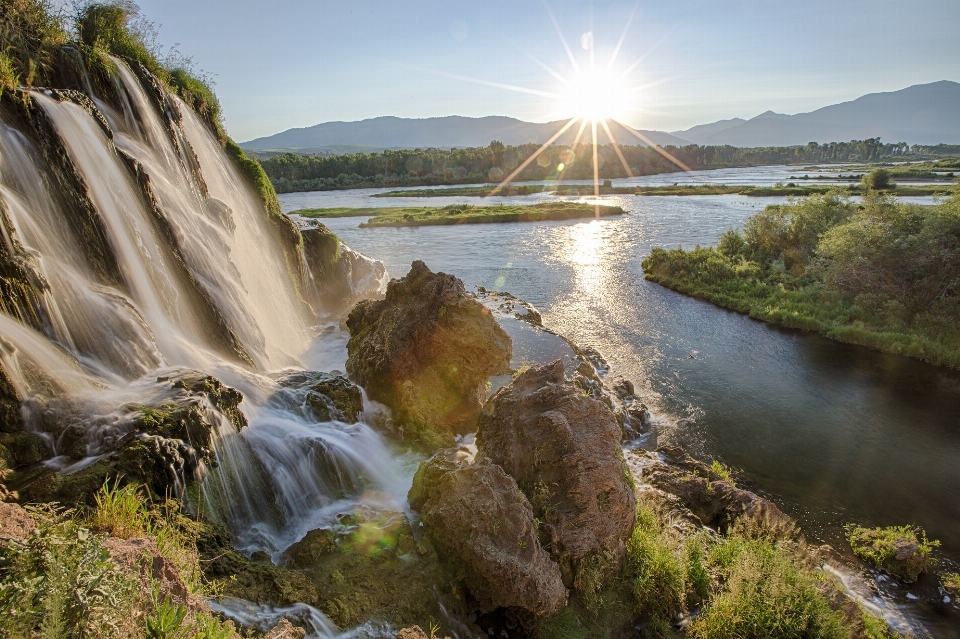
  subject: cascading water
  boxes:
[0,57,410,635]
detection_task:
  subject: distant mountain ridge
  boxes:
[240,115,688,152]
[671,81,960,147]
[241,81,960,152]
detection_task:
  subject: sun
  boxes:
[560,69,631,122]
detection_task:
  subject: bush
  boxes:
[689,535,850,639]
[861,168,894,191]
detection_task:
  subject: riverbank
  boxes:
[291,202,626,227]
[642,192,960,370]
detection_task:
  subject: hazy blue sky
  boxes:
[136,0,960,142]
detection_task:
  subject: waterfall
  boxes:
[0,59,409,563]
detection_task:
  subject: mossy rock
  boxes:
[276,371,363,423]
[847,525,939,582]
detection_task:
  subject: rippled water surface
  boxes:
[281,167,959,635]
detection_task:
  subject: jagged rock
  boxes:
[476,360,636,584]
[416,461,567,617]
[346,261,511,434]
[301,221,386,317]
[276,371,363,423]
[264,619,306,639]
[408,453,472,512]
[641,446,789,532]
[282,528,337,568]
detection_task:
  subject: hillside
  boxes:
[675,81,960,147]
[240,115,689,152]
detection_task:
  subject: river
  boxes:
[280,167,960,637]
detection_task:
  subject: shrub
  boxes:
[943,572,960,596]
[861,168,894,191]
[0,506,142,638]
[689,535,850,639]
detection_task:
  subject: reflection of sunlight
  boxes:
[568,219,604,265]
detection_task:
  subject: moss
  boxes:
[847,525,939,581]
[224,138,282,218]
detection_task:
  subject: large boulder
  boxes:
[346,261,511,434]
[476,360,636,584]
[640,446,789,533]
[415,459,567,617]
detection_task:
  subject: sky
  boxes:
[135,0,960,143]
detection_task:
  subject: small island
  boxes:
[290,202,627,227]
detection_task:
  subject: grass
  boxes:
[292,202,626,226]
[943,572,960,596]
[846,525,939,581]
[360,203,625,227]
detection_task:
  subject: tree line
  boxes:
[255,138,958,193]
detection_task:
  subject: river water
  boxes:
[280,167,960,636]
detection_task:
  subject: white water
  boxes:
[0,63,408,581]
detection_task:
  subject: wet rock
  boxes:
[476,360,636,584]
[277,371,363,423]
[283,528,337,569]
[408,453,472,512]
[417,461,567,617]
[640,446,789,533]
[265,619,306,639]
[612,379,635,399]
[346,261,511,435]
[301,221,386,317]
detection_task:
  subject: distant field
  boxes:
[289,202,626,226]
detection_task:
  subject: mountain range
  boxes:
[241,81,960,153]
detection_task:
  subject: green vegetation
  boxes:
[643,190,960,369]
[258,138,960,194]
[292,202,626,227]
[360,203,625,227]
[0,481,235,639]
[943,572,960,596]
[847,525,939,581]
[539,494,886,639]
[861,168,893,191]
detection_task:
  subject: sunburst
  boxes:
[447,3,694,214]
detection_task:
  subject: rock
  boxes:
[276,371,363,423]
[0,500,36,541]
[847,526,935,582]
[396,627,429,639]
[264,619,306,639]
[346,261,511,435]
[13,370,248,504]
[283,528,338,568]
[102,536,189,603]
[417,461,567,617]
[476,360,636,584]
[300,221,386,317]
[408,453,472,512]
[640,446,789,533]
